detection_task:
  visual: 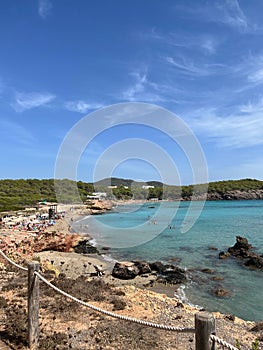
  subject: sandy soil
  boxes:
[0,203,262,349]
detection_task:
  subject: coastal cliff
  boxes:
[192,188,263,201]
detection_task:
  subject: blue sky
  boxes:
[1,0,263,184]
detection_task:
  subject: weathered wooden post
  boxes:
[28,261,40,350]
[195,311,216,350]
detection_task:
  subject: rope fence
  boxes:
[35,271,194,333]
[0,249,240,350]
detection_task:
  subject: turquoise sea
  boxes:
[74,200,263,321]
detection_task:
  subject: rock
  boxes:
[211,287,231,298]
[132,260,152,274]
[208,246,218,251]
[156,265,187,285]
[112,261,140,279]
[73,240,99,254]
[250,322,263,332]
[211,276,224,281]
[228,236,252,258]
[219,251,230,259]
[149,261,165,273]
[222,236,263,270]
[201,268,215,274]
[224,314,235,321]
[244,255,263,269]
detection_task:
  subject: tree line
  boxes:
[0,178,262,212]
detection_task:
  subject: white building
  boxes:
[87,192,107,200]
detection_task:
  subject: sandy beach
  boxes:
[0,203,262,349]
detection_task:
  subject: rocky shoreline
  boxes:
[0,204,263,349]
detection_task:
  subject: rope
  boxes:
[0,248,243,347]
[210,334,239,350]
[35,271,195,333]
[0,249,28,272]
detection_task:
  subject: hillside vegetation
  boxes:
[0,178,262,212]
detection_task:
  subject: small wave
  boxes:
[75,215,91,223]
[100,254,118,263]
[89,238,98,247]
[174,284,202,309]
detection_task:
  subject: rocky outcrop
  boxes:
[211,286,231,298]
[227,236,252,257]
[244,255,263,269]
[132,260,151,274]
[207,189,263,201]
[219,236,263,270]
[73,240,99,254]
[112,260,187,285]
[0,230,82,264]
[112,261,140,279]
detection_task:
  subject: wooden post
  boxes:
[195,311,216,350]
[28,262,40,350]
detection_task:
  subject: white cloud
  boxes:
[12,91,56,112]
[122,72,147,101]
[229,53,263,92]
[189,102,263,148]
[248,67,263,84]
[200,38,216,55]
[122,71,166,102]
[38,0,52,19]
[165,56,224,77]
[145,29,219,55]
[175,0,254,32]
[240,98,263,113]
[65,100,104,114]
[216,0,248,30]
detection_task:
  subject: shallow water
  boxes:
[75,200,263,321]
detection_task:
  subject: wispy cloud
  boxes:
[215,0,248,31]
[12,91,55,112]
[122,72,147,101]
[122,71,167,102]
[239,97,263,114]
[230,53,263,91]
[247,67,263,84]
[146,28,219,55]
[38,0,52,19]
[175,0,255,32]
[189,98,263,148]
[0,119,36,145]
[200,38,217,55]
[65,100,104,114]
[165,56,225,77]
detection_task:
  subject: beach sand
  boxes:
[0,204,262,349]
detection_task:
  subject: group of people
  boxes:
[0,213,64,232]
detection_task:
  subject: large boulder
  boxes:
[132,260,152,274]
[73,240,99,254]
[112,261,140,279]
[220,236,263,271]
[156,265,187,285]
[244,255,263,270]
[149,261,165,273]
[228,236,252,258]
